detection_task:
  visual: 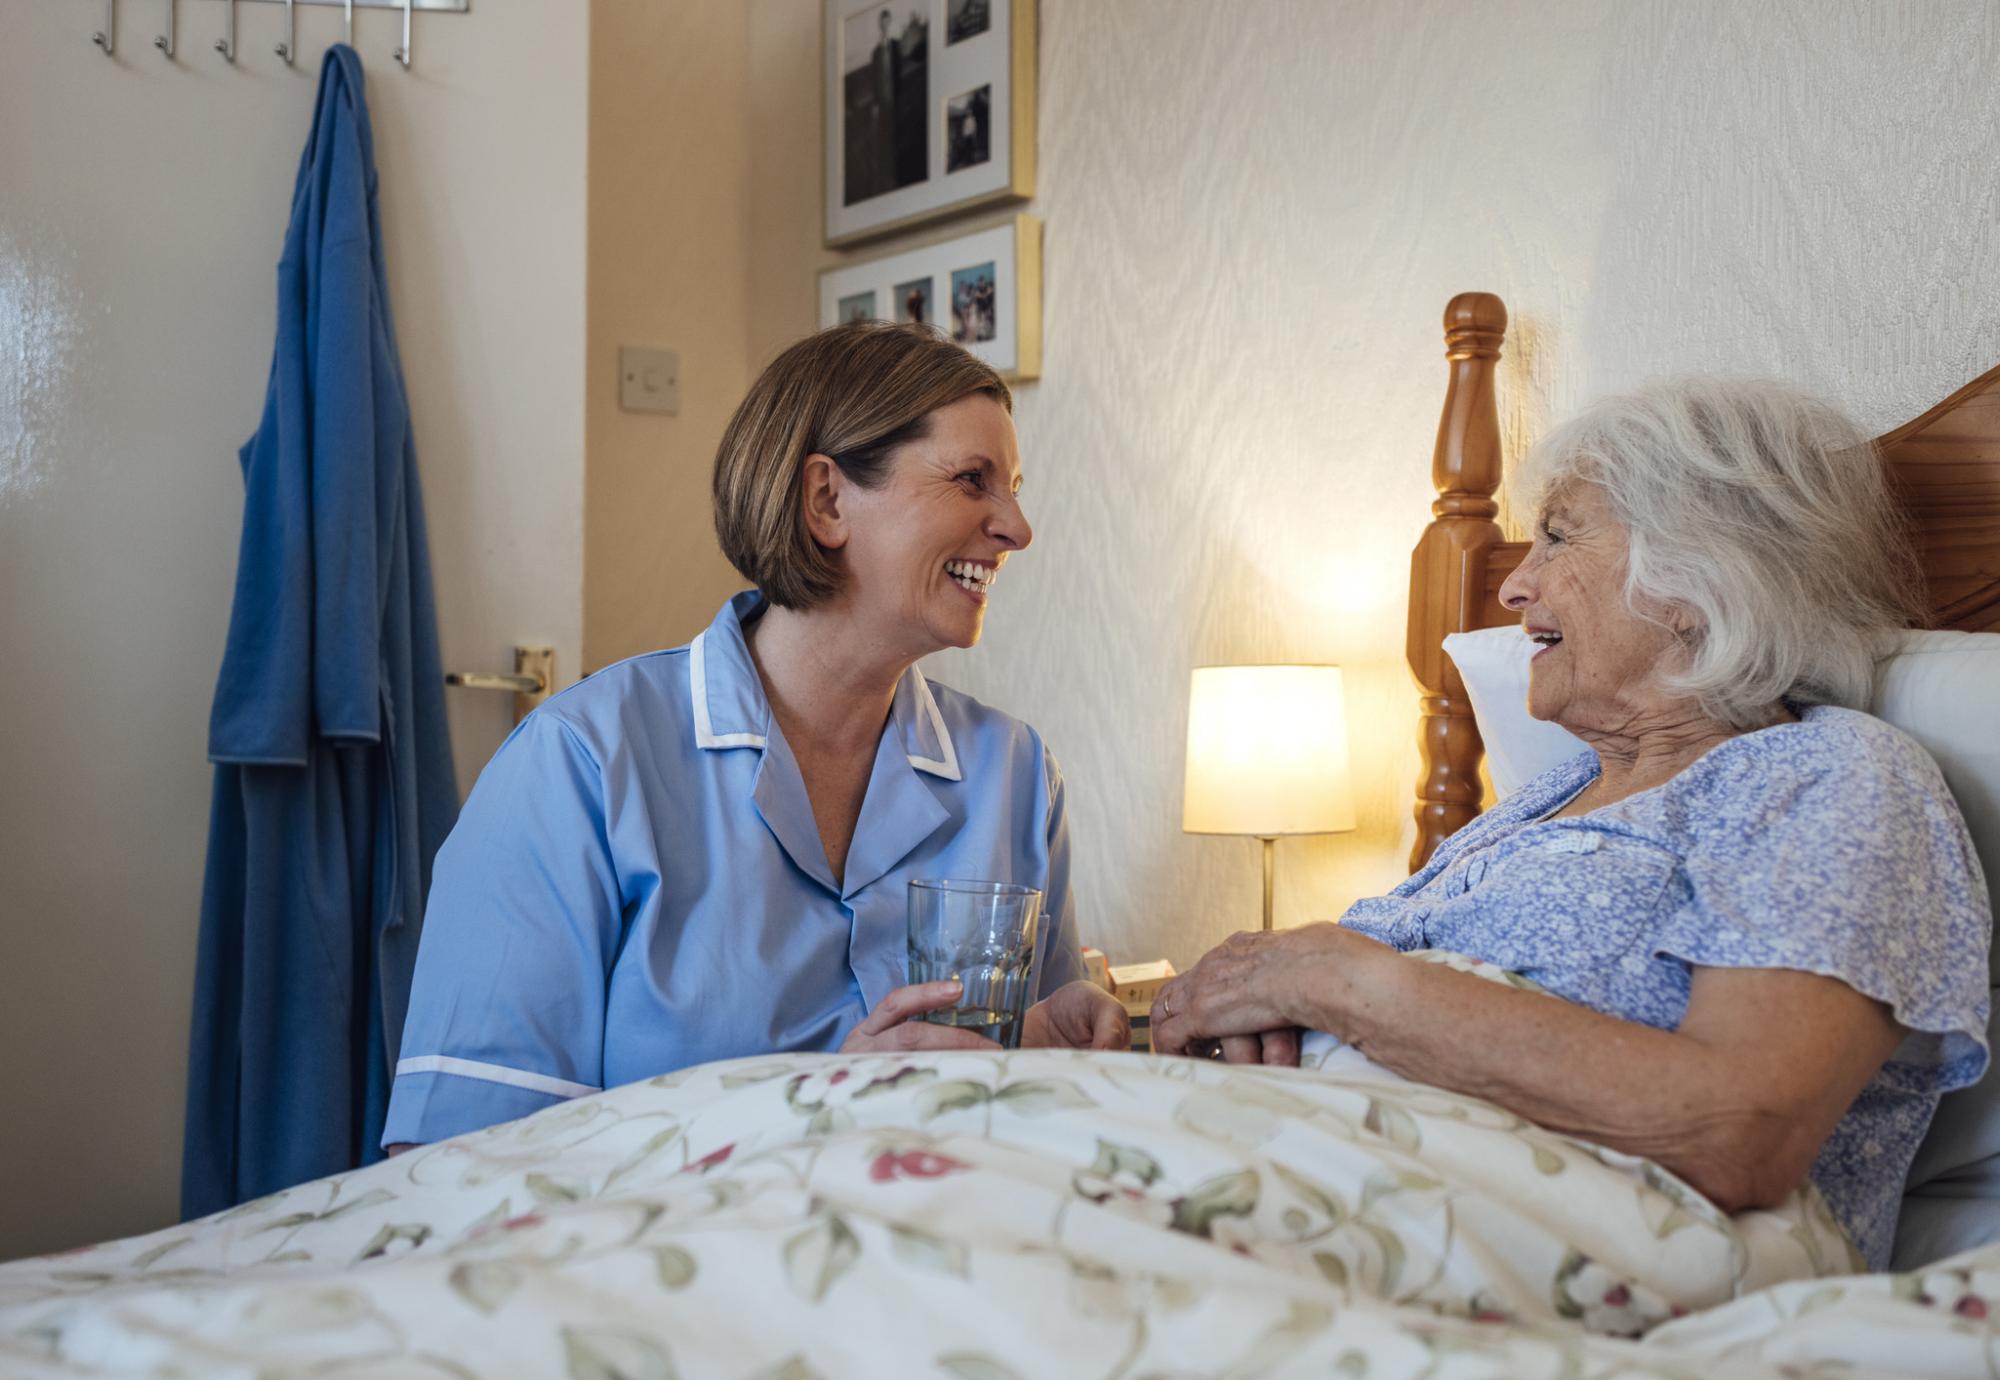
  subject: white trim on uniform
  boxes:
[689,630,767,750]
[906,668,963,781]
[689,622,961,779]
[395,1054,600,1101]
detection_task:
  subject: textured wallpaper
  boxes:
[917,0,2000,968]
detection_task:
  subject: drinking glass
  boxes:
[906,879,1043,1049]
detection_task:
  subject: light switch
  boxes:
[619,346,680,415]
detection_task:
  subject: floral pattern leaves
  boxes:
[782,1214,860,1304]
[562,1325,677,1380]
[254,1185,396,1234]
[915,1076,1096,1123]
[1169,1169,1261,1239]
[650,1245,697,1290]
[449,1260,523,1314]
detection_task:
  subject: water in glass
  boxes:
[906,879,1042,1049]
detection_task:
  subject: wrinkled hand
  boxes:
[1151,923,1369,1063]
[1021,979,1130,1050]
[839,980,1006,1053]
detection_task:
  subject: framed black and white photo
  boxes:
[824,0,1035,247]
[818,216,1042,380]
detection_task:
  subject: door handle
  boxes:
[446,645,555,724]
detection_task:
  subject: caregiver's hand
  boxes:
[840,980,1008,1053]
[1021,980,1130,1050]
[1151,923,1382,1064]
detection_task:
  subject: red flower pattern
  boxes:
[680,1142,736,1175]
[869,1149,972,1183]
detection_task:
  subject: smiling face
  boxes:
[829,392,1031,660]
[1496,481,1692,734]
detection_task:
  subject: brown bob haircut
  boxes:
[713,320,1012,610]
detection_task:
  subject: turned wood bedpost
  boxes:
[1407,293,1508,871]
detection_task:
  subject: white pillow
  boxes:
[1439,628,1586,795]
[1873,630,2000,958]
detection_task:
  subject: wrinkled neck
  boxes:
[1562,704,1744,805]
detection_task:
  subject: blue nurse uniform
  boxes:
[382,592,1085,1144]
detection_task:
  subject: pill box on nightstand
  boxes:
[1110,959,1176,1053]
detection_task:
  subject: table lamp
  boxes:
[1182,665,1356,931]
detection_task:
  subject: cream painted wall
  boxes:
[748,0,2000,968]
[584,1,756,670]
[0,2,588,1259]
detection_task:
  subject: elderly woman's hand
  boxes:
[1151,923,1383,1063]
[1021,980,1130,1050]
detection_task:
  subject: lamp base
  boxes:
[1261,835,1276,932]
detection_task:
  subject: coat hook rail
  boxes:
[233,0,466,15]
[88,0,469,68]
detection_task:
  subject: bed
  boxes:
[5,296,1999,1379]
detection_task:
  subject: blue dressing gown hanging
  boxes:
[182,44,458,1219]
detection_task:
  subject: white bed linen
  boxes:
[6,956,1976,1380]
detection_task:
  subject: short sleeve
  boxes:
[1033,747,1087,998]
[382,711,624,1145]
[1654,721,1992,1091]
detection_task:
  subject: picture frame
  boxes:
[823,0,1036,248]
[818,215,1042,380]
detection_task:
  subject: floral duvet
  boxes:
[5,986,1998,1378]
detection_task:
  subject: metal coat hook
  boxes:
[92,0,114,54]
[154,0,174,55]
[392,0,411,67]
[275,0,294,63]
[214,0,236,60]
[343,0,353,46]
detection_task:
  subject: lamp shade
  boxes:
[1182,665,1356,837]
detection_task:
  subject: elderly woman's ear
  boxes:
[1664,604,1703,644]
[799,453,849,551]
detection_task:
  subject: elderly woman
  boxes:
[1153,379,1991,1270]
[383,322,1126,1149]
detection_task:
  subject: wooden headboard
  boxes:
[1407,292,2000,870]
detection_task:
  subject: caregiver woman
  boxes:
[384,322,1125,1148]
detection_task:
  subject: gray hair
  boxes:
[1513,378,1925,730]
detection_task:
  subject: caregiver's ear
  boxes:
[800,453,850,550]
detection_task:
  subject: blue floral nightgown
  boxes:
[1340,705,1992,1268]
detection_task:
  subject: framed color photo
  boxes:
[818,216,1042,380]
[824,0,1036,247]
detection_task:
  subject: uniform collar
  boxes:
[688,591,963,782]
